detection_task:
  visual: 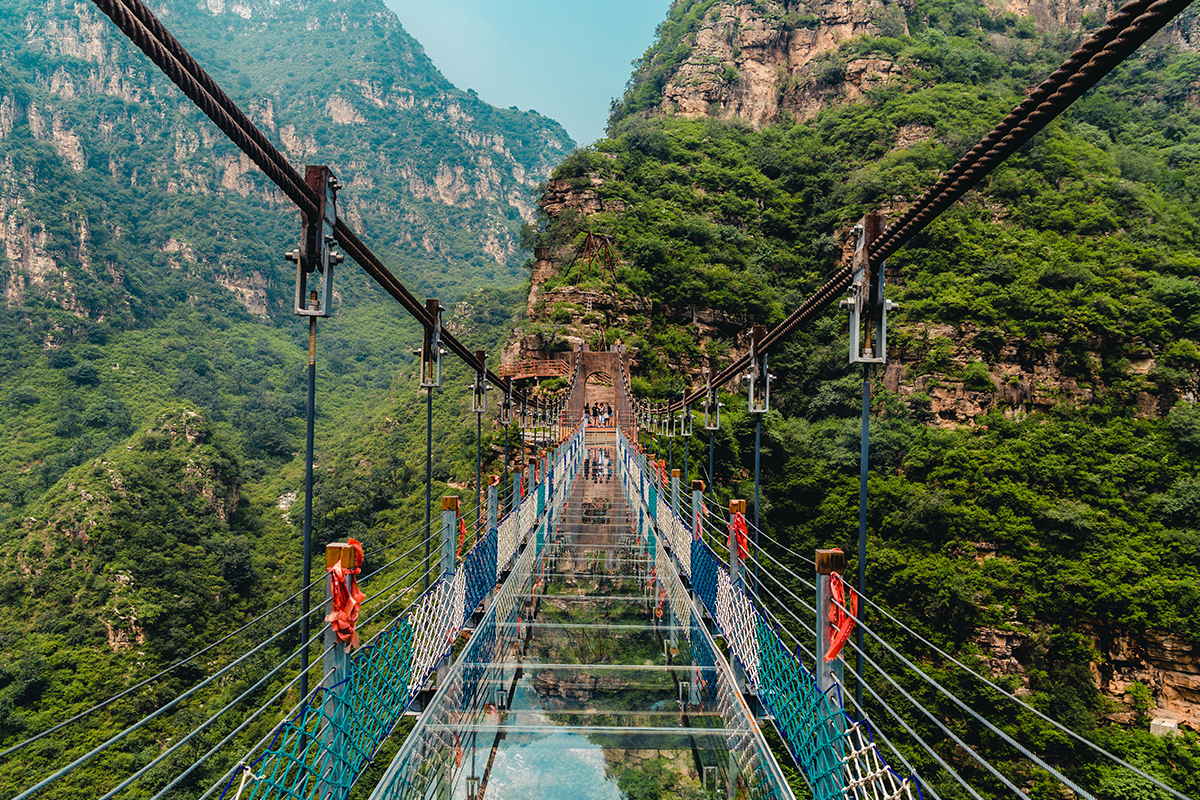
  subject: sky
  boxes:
[382,0,673,147]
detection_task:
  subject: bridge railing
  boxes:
[614,429,919,800]
[232,425,586,800]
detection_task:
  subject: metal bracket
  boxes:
[472,350,488,414]
[499,383,513,425]
[679,397,693,437]
[703,357,722,431]
[289,166,342,317]
[748,325,772,414]
[840,213,898,364]
[419,299,445,388]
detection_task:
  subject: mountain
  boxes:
[0,1,567,794]
[0,0,573,510]
[516,0,1200,794]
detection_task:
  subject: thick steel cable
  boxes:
[871,0,1197,265]
[870,0,1158,259]
[646,0,1193,414]
[91,0,525,399]
[0,575,321,761]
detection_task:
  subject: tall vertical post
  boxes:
[300,296,317,701]
[753,417,762,600]
[291,162,342,709]
[857,366,870,710]
[691,481,704,549]
[422,298,443,591]
[683,399,689,486]
[474,350,487,538]
[842,212,890,710]
[317,542,355,798]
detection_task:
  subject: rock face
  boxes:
[2,0,571,319]
[635,0,1197,130]
[658,0,906,128]
[881,322,1173,427]
[975,621,1200,730]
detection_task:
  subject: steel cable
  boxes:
[0,575,322,761]
[869,0,1159,259]
[651,0,1193,413]
[97,628,335,800]
[854,591,1197,800]
[11,611,312,800]
[833,597,1098,799]
[756,575,981,800]
[199,667,337,800]
[92,0,527,398]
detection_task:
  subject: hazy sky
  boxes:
[383,0,672,147]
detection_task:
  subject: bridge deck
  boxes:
[370,430,791,800]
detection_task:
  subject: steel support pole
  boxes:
[683,428,689,487]
[476,411,482,539]
[708,432,715,546]
[856,365,870,709]
[753,417,762,602]
[300,309,316,701]
[424,388,433,591]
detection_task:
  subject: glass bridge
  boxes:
[368,429,793,800]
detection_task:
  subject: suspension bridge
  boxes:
[3,0,1198,797]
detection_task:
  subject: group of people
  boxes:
[583,402,613,427]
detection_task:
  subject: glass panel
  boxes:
[369,432,792,800]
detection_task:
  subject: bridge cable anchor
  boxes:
[290,166,339,318]
[840,213,898,365]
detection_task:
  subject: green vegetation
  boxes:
[531,0,1200,796]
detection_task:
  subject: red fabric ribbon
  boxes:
[729,512,749,562]
[326,538,366,652]
[457,517,467,559]
[693,496,707,540]
[824,571,858,663]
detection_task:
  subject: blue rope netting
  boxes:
[237,529,498,800]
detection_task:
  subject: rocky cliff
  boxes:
[1,0,571,322]
[613,0,1199,131]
